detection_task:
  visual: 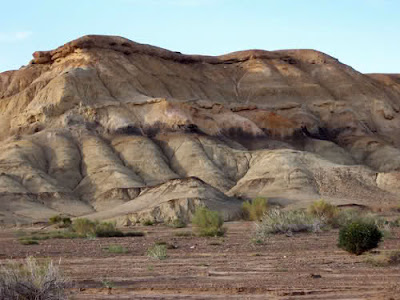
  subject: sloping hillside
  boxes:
[1,35,399,224]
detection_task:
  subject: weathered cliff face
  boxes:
[1,35,399,224]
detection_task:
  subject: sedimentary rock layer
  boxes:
[1,35,399,224]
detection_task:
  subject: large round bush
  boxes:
[338,221,382,255]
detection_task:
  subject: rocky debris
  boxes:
[0,35,400,224]
[85,177,243,225]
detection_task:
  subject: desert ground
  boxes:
[1,35,400,300]
[0,222,399,299]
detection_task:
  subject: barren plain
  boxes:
[0,222,399,299]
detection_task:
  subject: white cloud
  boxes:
[0,31,32,43]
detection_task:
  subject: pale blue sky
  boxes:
[1,0,399,73]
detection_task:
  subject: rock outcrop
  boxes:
[1,35,399,224]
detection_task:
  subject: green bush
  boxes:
[308,200,339,225]
[242,197,268,221]
[192,207,225,237]
[338,221,383,255]
[255,209,321,238]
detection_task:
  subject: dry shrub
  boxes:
[72,219,123,237]
[146,244,167,260]
[255,208,321,239]
[365,250,400,267]
[72,218,97,236]
[192,207,225,237]
[242,197,268,221]
[387,250,400,265]
[308,200,339,225]
[0,257,70,299]
[94,222,124,237]
[49,215,72,228]
[169,218,187,228]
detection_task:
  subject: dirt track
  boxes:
[0,222,399,299]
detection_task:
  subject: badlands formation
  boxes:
[0,35,400,225]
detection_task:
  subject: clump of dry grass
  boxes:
[242,197,269,221]
[308,199,339,226]
[146,244,168,260]
[0,256,70,299]
[192,207,226,237]
[255,208,322,239]
[365,250,400,266]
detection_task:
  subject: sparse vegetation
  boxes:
[308,200,339,226]
[19,239,39,245]
[169,218,187,228]
[17,219,144,242]
[251,238,264,245]
[141,219,155,226]
[103,244,129,254]
[18,231,81,244]
[365,250,400,267]
[146,244,168,260]
[32,231,81,240]
[192,207,226,237]
[387,250,400,265]
[72,219,125,238]
[174,231,192,237]
[49,215,72,228]
[94,222,124,237]
[72,218,97,236]
[242,197,268,221]
[209,241,223,246]
[334,209,364,227]
[333,209,397,239]
[390,217,400,227]
[154,240,178,249]
[338,220,383,255]
[154,240,167,245]
[255,208,321,239]
[0,257,69,299]
[147,265,154,271]
[101,279,114,294]
[123,231,145,237]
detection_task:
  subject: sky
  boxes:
[0,0,399,73]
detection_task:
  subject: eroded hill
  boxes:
[1,35,400,224]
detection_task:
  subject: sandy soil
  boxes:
[0,222,399,299]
